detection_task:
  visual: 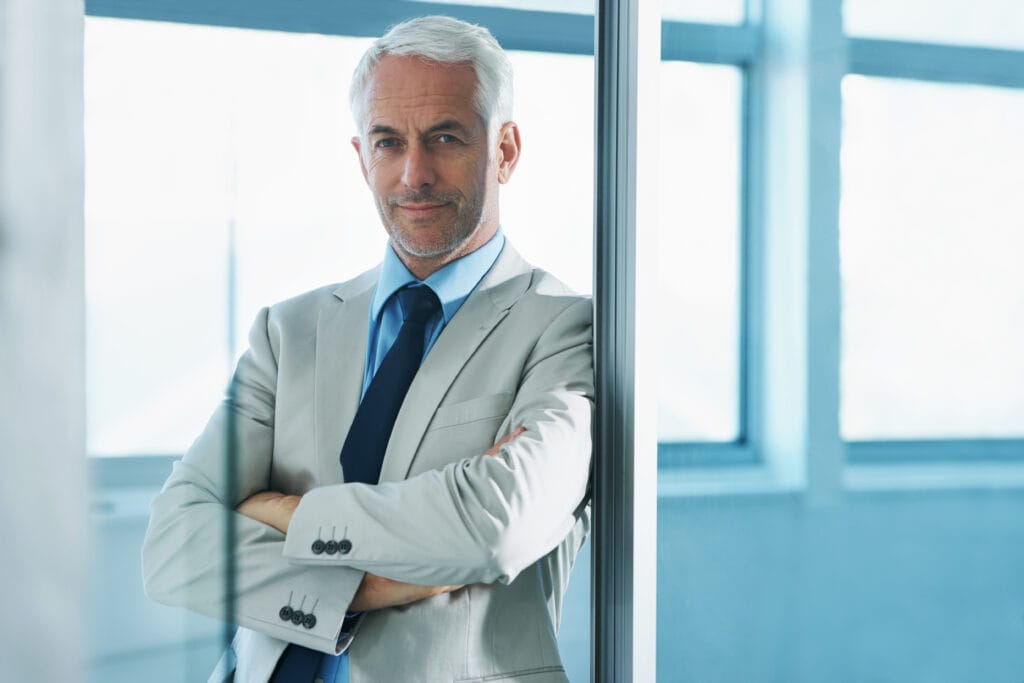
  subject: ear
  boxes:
[495,122,521,185]
[351,136,369,182]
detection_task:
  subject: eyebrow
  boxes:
[366,119,471,137]
[426,119,470,136]
[368,124,400,137]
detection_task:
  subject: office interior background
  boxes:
[2,0,1022,680]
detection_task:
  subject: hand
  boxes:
[350,572,463,611]
[348,428,525,611]
[484,426,526,456]
[235,491,301,533]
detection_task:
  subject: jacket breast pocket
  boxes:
[427,391,514,432]
[412,393,515,473]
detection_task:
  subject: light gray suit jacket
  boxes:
[142,242,594,683]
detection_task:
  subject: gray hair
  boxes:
[349,15,514,139]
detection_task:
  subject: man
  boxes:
[142,15,593,683]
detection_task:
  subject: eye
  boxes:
[374,137,400,149]
[436,133,460,144]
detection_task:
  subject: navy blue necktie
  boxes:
[340,285,441,484]
[270,284,440,683]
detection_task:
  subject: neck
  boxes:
[394,222,498,280]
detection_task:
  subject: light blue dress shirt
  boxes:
[314,229,505,683]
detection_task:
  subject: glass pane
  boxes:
[840,75,1024,439]
[220,31,379,353]
[87,21,381,457]
[85,18,233,455]
[657,62,743,443]
[844,0,1024,49]
[502,50,594,295]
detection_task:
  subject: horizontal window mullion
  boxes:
[88,1,759,63]
[658,442,757,468]
[848,439,1024,464]
[849,38,1024,89]
[85,0,595,55]
[85,0,403,37]
[662,22,758,65]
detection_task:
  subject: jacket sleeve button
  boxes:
[290,610,304,626]
[279,606,293,621]
[325,540,338,555]
[302,613,317,629]
[338,539,352,554]
[311,540,326,555]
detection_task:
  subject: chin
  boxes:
[392,226,479,261]
[394,234,464,260]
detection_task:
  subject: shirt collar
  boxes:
[370,229,506,324]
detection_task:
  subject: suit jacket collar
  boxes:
[314,241,533,484]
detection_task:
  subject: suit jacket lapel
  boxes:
[314,267,378,485]
[378,243,534,483]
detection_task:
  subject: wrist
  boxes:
[278,494,301,533]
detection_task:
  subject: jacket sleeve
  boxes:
[281,297,594,586]
[141,306,364,655]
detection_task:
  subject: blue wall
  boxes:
[657,490,1024,682]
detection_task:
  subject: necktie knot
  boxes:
[398,285,440,325]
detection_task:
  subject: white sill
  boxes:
[659,461,1024,498]
[844,461,1024,493]
[658,465,803,498]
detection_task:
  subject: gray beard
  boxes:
[379,187,488,259]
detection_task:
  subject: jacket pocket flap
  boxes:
[428,392,514,431]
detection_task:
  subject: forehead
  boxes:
[362,55,479,127]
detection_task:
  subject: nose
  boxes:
[401,143,436,190]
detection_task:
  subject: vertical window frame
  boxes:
[657,21,759,468]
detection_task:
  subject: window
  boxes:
[655,14,754,466]
[840,76,1024,441]
[656,61,743,444]
[841,3,1024,459]
[86,19,377,455]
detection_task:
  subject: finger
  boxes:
[484,426,526,456]
[496,426,526,446]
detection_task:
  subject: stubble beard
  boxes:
[379,185,489,260]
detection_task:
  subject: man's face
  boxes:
[353,55,516,274]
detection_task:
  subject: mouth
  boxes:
[396,202,451,218]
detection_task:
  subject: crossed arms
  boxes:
[141,291,593,654]
[234,426,525,611]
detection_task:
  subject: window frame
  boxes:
[842,32,1024,464]
[658,21,759,467]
